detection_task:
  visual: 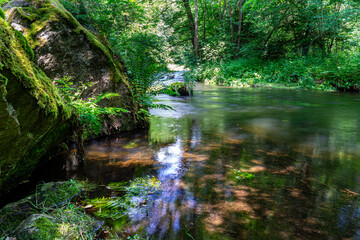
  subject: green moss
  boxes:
[0,17,71,118]
[0,74,7,85]
[14,30,34,60]
[0,8,5,19]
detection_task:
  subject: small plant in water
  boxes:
[85,176,161,220]
[232,169,255,183]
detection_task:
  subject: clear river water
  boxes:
[7,83,360,239]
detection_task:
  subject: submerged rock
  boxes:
[4,0,146,134]
[0,16,73,194]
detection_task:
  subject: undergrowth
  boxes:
[191,53,360,92]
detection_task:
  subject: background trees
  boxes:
[58,0,360,91]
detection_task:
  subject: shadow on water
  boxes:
[3,84,360,239]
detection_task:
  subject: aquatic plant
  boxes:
[124,141,140,149]
[232,169,255,183]
[85,176,161,220]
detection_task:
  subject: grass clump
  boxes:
[0,180,102,239]
[32,180,82,210]
[15,203,100,240]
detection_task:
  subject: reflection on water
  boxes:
[68,85,360,239]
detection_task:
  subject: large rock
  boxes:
[4,0,146,135]
[0,16,73,194]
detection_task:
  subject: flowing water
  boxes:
[6,82,360,239]
[71,83,360,240]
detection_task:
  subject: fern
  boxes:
[56,76,129,138]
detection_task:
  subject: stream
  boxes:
[4,75,360,239]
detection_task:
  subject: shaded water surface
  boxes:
[65,85,360,239]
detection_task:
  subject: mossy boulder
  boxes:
[0,181,100,239]
[4,0,145,135]
[14,214,57,239]
[168,82,192,96]
[0,17,74,194]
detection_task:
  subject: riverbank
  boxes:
[189,56,360,92]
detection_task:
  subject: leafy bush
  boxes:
[111,32,173,119]
[191,52,360,92]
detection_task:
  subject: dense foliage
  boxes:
[58,0,360,92]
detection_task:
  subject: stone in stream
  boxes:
[3,0,147,135]
[168,82,192,96]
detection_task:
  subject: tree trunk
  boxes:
[182,0,198,59]
[219,0,222,21]
[194,0,199,59]
[203,0,207,41]
[236,0,244,54]
[229,4,234,42]
[301,25,311,56]
[223,0,227,22]
[263,4,292,57]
